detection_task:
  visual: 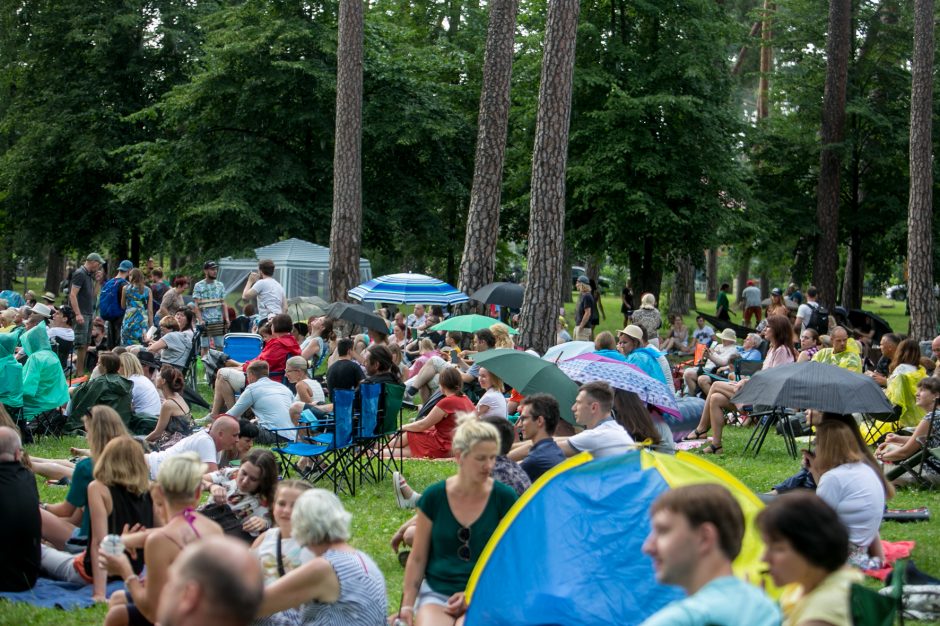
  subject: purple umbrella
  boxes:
[558,353,681,420]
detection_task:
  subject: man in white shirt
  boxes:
[146,415,240,479]
[242,259,286,320]
[561,381,634,459]
[794,286,822,332]
[405,304,427,330]
[741,280,762,327]
[682,328,739,397]
[226,360,294,444]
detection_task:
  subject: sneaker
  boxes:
[392,471,420,509]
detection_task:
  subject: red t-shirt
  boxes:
[243,334,301,381]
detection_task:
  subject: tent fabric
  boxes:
[20,322,69,420]
[217,238,372,300]
[464,449,773,626]
[0,332,23,408]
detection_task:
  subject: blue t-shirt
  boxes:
[737,348,762,361]
[641,576,781,626]
[520,438,566,482]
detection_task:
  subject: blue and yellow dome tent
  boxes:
[464,449,774,626]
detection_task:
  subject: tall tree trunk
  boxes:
[519,0,579,353]
[841,228,863,310]
[907,0,935,340]
[812,0,851,309]
[457,0,518,299]
[44,248,65,295]
[585,255,602,282]
[759,270,770,299]
[669,255,695,316]
[130,232,141,270]
[735,255,750,306]
[328,0,364,304]
[705,248,718,301]
[756,0,774,119]
[629,237,663,303]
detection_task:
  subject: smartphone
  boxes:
[450,350,459,363]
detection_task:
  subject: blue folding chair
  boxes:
[223,333,263,362]
[351,383,382,486]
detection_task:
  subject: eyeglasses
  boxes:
[457,526,471,561]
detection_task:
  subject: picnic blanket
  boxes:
[0,578,124,609]
[865,540,916,581]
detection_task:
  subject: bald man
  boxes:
[812,326,862,373]
[0,426,41,591]
[155,536,263,626]
[145,415,240,479]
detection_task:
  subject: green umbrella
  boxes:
[472,349,578,424]
[431,314,518,335]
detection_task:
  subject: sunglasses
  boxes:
[457,526,471,562]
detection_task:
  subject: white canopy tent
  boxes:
[218,238,372,300]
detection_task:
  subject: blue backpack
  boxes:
[99,278,127,320]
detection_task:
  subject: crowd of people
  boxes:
[1,261,938,626]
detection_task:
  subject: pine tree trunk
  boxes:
[705,248,718,301]
[759,270,770,299]
[735,256,750,307]
[519,0,579,353]
[457,0,518,301]
[812,0,851,310]
[907,0,935,340]
[669,255,695,316]
[840,228,863,310]
[328,0,364,304]
[757,0,774,119]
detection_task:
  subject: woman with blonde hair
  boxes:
[395,417,517,626]
[119,352,161,420]
[257,489,387,625]
[489,323,514,350]
[101,451,223,626]
[630,293,662,348]
[476,367,507,419]
[35,406,128,548]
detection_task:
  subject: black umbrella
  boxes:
[730,361,893,414]
[695,311,756,339]
[470,282,525,308]
[323,301,388,333]
[847,309,893,343]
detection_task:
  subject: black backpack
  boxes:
[806,303,829,335]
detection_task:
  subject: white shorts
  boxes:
[416,579,451,610]
[218,367,247,393]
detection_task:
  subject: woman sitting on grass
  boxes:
[201,448,277,542]
[475,367,507,419]
[388,367,475,459]
[877,376,940,486]
[659,315,689,354]
[100,452,223,626]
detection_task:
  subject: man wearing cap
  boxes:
[574,276,596,341]
[103,260,134,350]
[741,280,762,327]
[618,325,669,385]
[193,261,228,355]
[23,303,53,332]
[69,253,104,377]
[683,328,740,397]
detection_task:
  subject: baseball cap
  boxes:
[203,260,219,269]
[771,287,783,296]
[86,252,105,263]
[576,275,590,285]
[118,260,134,272]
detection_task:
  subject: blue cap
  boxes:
[118,260,134,272]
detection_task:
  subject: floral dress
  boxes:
[122,284,151,345]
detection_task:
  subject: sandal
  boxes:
[702,443,723,454]
[682,429,709,442]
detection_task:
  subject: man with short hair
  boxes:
[0,426,41,591]
[868,333,900,386]
[516,393,566,481]
[715,283,732,321]
[405,304,427,330]
[155,536,264,626]
[102,260,133,349]
[69,252,104,376]
[406,328,496,401]
[794,286,824,333]
[146,415,240,479]
[242,259,286,319]
[640,484,779,626]
[741,280,762,327]
[812,326,862,373]
[560,381,633,459]
[326,338,365,397]
[149,267,169,310]
[226,360,294,444]
[574,276,595,341]
[193,260,228,355]
[691,316,715,346]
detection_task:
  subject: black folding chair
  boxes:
[743,406,798,459]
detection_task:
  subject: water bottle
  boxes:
[99,534,125,556]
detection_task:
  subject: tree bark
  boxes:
[519,0,579,353]
[840,228,863,310]
[756,0,774,119]
[812,0,851,309]
[458,0,518,300]
[44,248,65,295]
[735,255,750,306]
[705,248,718,301]
[328,0,364,304]
[669,255,695,316]
[628,237,663,303]
[906,0,935,340]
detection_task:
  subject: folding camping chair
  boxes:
[181,324,204,390]
[272,389,357,494]
[851,559,906,626]
[197,298,227,349]
[350,383,383,486]
[885,401,940,489]
[222,332,263,362]
[743,406,799,459]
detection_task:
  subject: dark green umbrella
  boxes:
[472,349,578,424]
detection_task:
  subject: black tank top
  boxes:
[84,485,154,576]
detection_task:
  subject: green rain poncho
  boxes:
[20,322,69,419]
[0,332,23,408]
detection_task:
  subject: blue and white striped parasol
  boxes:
[348,273,469,305]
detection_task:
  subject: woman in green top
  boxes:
[716,283,732,321]
[398,417,517,626]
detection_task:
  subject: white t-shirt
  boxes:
[477,388,508,419]
[568,418,635,459]
[295,378,326,404]
[48,327,75,343]
[742,286,762,308]
[129,374,162,416]
[817,462,885,549]
[796,302,817,330]
[147,429,219,480]
[253,277,285,318]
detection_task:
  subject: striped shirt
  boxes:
[299,549,387,626]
